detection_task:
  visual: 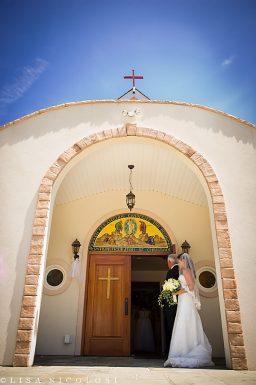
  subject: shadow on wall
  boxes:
[0,103,123,146]
[0,101,255,148]
[3,192,39,365]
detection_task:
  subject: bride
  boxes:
[164,253,214,368]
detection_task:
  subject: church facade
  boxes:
[0,99,255,369]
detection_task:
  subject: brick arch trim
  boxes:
[13,124,248,369]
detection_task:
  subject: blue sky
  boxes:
[0,0,256,125]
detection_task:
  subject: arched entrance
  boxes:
[13,126,247,369]
[83,213,174,356]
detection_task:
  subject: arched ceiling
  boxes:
[55,138,207,207]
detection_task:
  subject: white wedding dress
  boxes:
[164,275,214,368]
[134,309,155,352]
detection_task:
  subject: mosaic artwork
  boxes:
[89,213,173,252]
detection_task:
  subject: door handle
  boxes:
[124,297,129,315]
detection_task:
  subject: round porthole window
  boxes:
[199,270,216,289]
[46,268,64,287]
[196,263,218,298]
[43,261,71,295]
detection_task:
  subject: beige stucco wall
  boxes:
[0,100,255,367]
[36,191,224,357]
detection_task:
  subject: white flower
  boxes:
[158,278,181,307]
[163,278,180,291]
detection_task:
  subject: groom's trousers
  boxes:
[164,304,177,356]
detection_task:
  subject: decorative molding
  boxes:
[195,260,218,298]
[122,108,141,117]
[43,259,71,296]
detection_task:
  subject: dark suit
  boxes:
[163,264,179,356]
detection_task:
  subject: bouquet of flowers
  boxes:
[158,278,181,307]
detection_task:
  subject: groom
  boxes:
[163,254,179,357]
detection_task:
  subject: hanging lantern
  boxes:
[126,165,135,211]
[126,190,135,211]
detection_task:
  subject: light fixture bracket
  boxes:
[72,238,81,260]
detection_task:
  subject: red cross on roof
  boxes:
[124,68,143,88]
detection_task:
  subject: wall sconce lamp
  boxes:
[126,165,135,211]
[70,238,81,280]
[181,240,191,254]
[72,238,81,259]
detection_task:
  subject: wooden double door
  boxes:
[84,254,131,356]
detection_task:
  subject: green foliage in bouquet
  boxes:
[158,278,181,307]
